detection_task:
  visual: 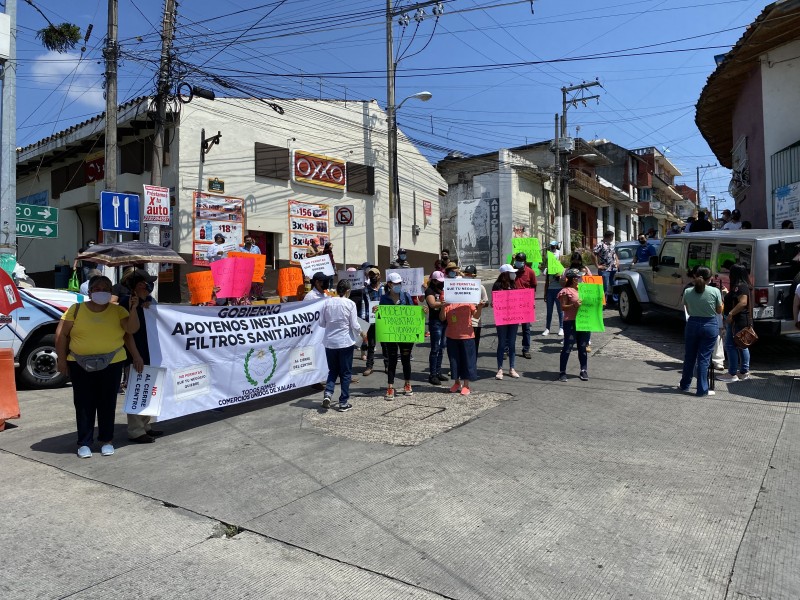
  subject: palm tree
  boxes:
[24,0,81,53]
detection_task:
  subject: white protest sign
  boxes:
[368,303,378,324]
[337,269,364,290]
[300,255,335,277]
[145,300,329,421]
[142,185,170,224]
[443,279,483,303]
[386,267,425,296]
[123,365,167,416]
[358,317,370,334]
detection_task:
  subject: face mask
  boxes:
[447,271,457,278]
[90,291,112,305]
[392,284,403,294]
[398,254,407,261]
[508,273,516,281]
[514,261,524,269]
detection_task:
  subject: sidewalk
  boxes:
[1,302,798,599]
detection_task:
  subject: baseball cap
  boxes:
[360,262,371,270]
[564,268,584,278]
[431,270,445,282]
[311,271,330,283]
[123,268,157,285]
[397,247,407,254]
[498,264,515,274]
[388,272,403,284]
[463,265,477,275]
[367,267,381,277]
[549,240,558,247]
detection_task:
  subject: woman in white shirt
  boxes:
[318,278,368,412]
[205,233,228,263]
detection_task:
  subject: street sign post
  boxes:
[15,203,59,238]
[334,205,354,267]
[100,191,140,233]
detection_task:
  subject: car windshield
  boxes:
[768,240,800,283]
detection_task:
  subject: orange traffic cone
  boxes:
[0,348,20,431]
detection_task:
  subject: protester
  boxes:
[557,268,589,382]
[306,272,329,300]
[782,219,794,229]
[119,269,163,443]
[425,270,447,385]
[718,264,751,383]
[667,221,682,236]
[542,241,564,337]
[205,233,228,263]
[690,212,713,232]
[380,272,418,399]
[679,266,723,397]
[319,279,368,412]
[350,262,370,342]
[361,266,383,377]
[513,251,537,359]
[79,268,102,296]
[633,234,658,265]
[493,264,520,380]
[440,248,451,265]
[722,209,742,230]
[592,231,618,307]
[240,235,263,298]
[564,251,595,351]
[462,265,488,353]
[55,275,140,458]
[719,209,732,228]
[390,247,412,269]
[306,237,322,257]
[322,242,336,271]
[441,298,481,396]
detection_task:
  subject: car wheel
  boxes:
[618,286,642,324]
[17,333,68,389]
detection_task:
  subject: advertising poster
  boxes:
[192,191,246,267]
[288,200,330,264]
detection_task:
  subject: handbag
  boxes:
[733,289,758,350]
[67,303,123,371]
[67,270,80,292]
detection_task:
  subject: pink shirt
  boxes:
[444,304,475,340]
[557,287,580,321]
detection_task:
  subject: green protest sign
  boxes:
[547,251,564,275]
[576,283,605,332]
[375,305,426,343]
[510,238,541,275]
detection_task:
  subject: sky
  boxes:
[14,0,772,212]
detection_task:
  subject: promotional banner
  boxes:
[492,288,535,326]
[123,366,167,416]
[385,268,425,296]
[288,201,329,263]
[228,251,267,283]
[576,283,605,332]
[192,192,245,266]
[300,255,335,277]
[443,279,483,304]
[145,300,328,420]
[186,271,215,305]
[142,185,170,224]
[547,252,565,275]
[337,269,364,291]
[211,257,255,299]
[374,305,426,343]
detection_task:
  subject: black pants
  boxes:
[68,361,123,447]
[385,342,413,385]
[364,324,377,368]
[474,326,482,354]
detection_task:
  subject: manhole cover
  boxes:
[383,403,445,420]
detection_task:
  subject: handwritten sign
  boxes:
[186,271,215,305]
[547,252,564,275]
[386,267,425,296]
[492,288,535,326]
[582,275,605,305]
[123,366,166,416]
[443,279,483,303]
[337,269,364,291]
[299,254,335,277]
[277,267,304,297]
[512,238,541,275]
[210,257,255,299]
[375,305,426,343]
[228,251,267,282]
[576,283,605,332]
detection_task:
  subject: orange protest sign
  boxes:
[582,275,605,305]
[277,267,304,297]
[228,251,266,282]
[186,271,215,305]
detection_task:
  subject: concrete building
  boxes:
[696,0,800,228]
[15,97,446,299]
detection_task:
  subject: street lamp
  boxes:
[388,90,432,261]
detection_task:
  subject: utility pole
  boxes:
[560,81,601,254]
[0,0,16,263]
[386,0,398,261]
[551,113,560,251]
[103,0,118,251]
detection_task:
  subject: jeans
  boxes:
[545,286,563,330]
[446,337,478,382]
[521,322,531,352]
[324,346,354,404]
[601,268,618,303]
[559,321,589,373]
[725,321,750,376]
[428,318,447,377]
[385,342,413,384]
[496,324,518,370]
[680,316,718,396]
[68,361,124,446]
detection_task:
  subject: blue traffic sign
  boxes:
[100,191,140,233]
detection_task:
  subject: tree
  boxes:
[24,0,81,53]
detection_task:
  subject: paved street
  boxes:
[2,299,799,600]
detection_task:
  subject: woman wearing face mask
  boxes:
[444,261,460,279]
[425,271,447,385]
[361,267,383,376]
[55,275,141,459]
[493,265,520,380]
[679,266,723,397]
[380,272,417,399]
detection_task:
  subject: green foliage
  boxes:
[36,23,81,53]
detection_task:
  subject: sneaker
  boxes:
[495,369,503,380]
[77,445,92,459]
[322,394,332,409]
[738,372,751,381]
[522,351,531,359]
[579,370,589,381]
[337,403,353,412]
[403,383,414,396]
[384,388,395,401]
[460,387,471,396]
[100,443,115,456]
[428,375,441,386]
[558,373,567,382]
[717,373,739,383]
[558,328,564,337]
[509,369,520,378]
[704,390,716,396]
[541,328,550,336]
[449,382,462,393]
[363,368,373,376]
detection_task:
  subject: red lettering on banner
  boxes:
[293,151,346,190]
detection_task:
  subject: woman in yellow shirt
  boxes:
[55,275,140,459]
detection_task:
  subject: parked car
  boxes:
[613,230,800,335]
[615,239,661,271]
[0,287,83,389]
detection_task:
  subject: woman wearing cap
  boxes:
[493,265,520,380]
[361,267,383,376]
[440,294,482,396]
[206,233,228,263]
[380,272,418,399]
[425,271,447,385]
[542,241,565,338]
[557,268,589,382]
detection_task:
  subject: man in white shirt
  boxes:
[722,209,743,230]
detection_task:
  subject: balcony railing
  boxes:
[570,169,611,202]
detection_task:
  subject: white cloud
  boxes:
[30,51,105,111]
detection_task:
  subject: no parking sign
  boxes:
[334,205,354,227]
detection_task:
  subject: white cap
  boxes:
[388,272,403,284]
[498,264,515,274]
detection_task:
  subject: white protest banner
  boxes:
[358,317,370,334]
[385,267,425,296]
[300,255,335,277]
[123,365,167,416]
[145,299,329,420]
[142,185,170,224]
[337,269,364,290]
[443,279,483,304]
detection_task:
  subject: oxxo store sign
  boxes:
[292,150,346,191]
